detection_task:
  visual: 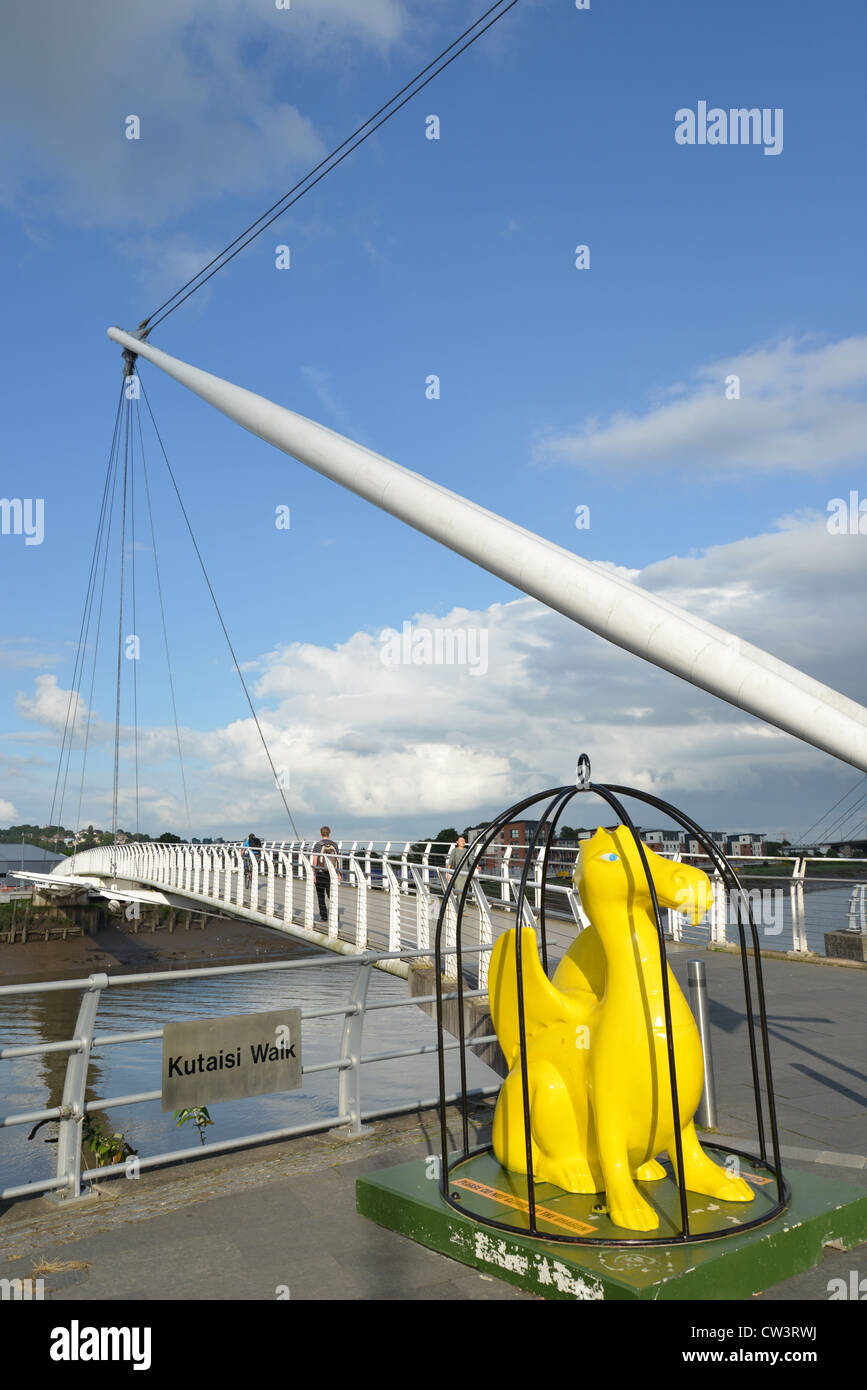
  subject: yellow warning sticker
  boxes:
[453,1177,598,1235]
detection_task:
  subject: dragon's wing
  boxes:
[489,927,586,1070]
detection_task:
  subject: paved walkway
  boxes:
[1,1105,531,1301]
[0,947,863,1301]
[666,945,866,1160]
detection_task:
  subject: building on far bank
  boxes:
[0,842,65,886]
[812,839,867,858]
[461,823,767,880]
[467,822,593,877]
[469,819,542,875]
[642,829,766,858]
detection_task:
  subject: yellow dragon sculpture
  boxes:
[489,825,754,1232]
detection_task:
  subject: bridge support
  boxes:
[107,325,867,770]
[408,963,506,1079]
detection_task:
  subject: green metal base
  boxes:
[356,1148,867,1300]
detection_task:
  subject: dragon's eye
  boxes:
[602,853,619,862]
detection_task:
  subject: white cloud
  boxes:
[11,518,867,837]
[0,0,410,228]
[119,235,224,306]
[16,674,93,735]
[0,799,17,821]
[287,0,408,47]
[536,335,867,476]
[0,640,61,670]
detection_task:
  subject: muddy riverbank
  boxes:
[0,914,316,985]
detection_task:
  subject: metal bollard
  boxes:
[687,958,717,1129]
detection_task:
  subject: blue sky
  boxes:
[1,0,866,842]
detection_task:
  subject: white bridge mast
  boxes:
[108,325,867,772]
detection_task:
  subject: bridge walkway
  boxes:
[47,844,582,980]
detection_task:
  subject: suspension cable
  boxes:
[139,378,299,837]
[49,380,126,845]
[111,391,131,856]
[142,0,521,333]
[820,788,867,844]
[129,398,140,837]
[842,813,867,843]
[93,3,523,841]
[134,398,194,843]
[797,775,867,845]
[72,401,125,867]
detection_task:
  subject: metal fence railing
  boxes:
[41,840,866,963]
[0,943,499,1204]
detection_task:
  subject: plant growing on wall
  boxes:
[174,1106,214,1146]
[81,1115,137,1167]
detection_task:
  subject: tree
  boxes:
[408,828,460,866]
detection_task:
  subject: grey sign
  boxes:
[161,1008,302,1111]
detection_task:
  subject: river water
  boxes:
[667,881,858,955]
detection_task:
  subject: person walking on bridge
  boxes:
[312,826,338,923]
[445,835,471,900]
[243,831,262,886]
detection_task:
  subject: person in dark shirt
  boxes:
[243,831,262,884]
[312,825,338,922]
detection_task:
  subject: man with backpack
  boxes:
[312,825,338,923]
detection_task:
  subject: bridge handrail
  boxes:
[50,840,867,878]
[32,840,867,960]
[0,942,497,1204]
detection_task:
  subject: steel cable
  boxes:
[139,378,300,838]
[142,0,521,332]
[48,381,125,843]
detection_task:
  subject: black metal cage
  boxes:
[434,762,790,1246]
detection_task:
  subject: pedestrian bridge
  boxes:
[23,838,863,970]
[31,839,589,983]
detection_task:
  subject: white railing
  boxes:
[45,841,867,961]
